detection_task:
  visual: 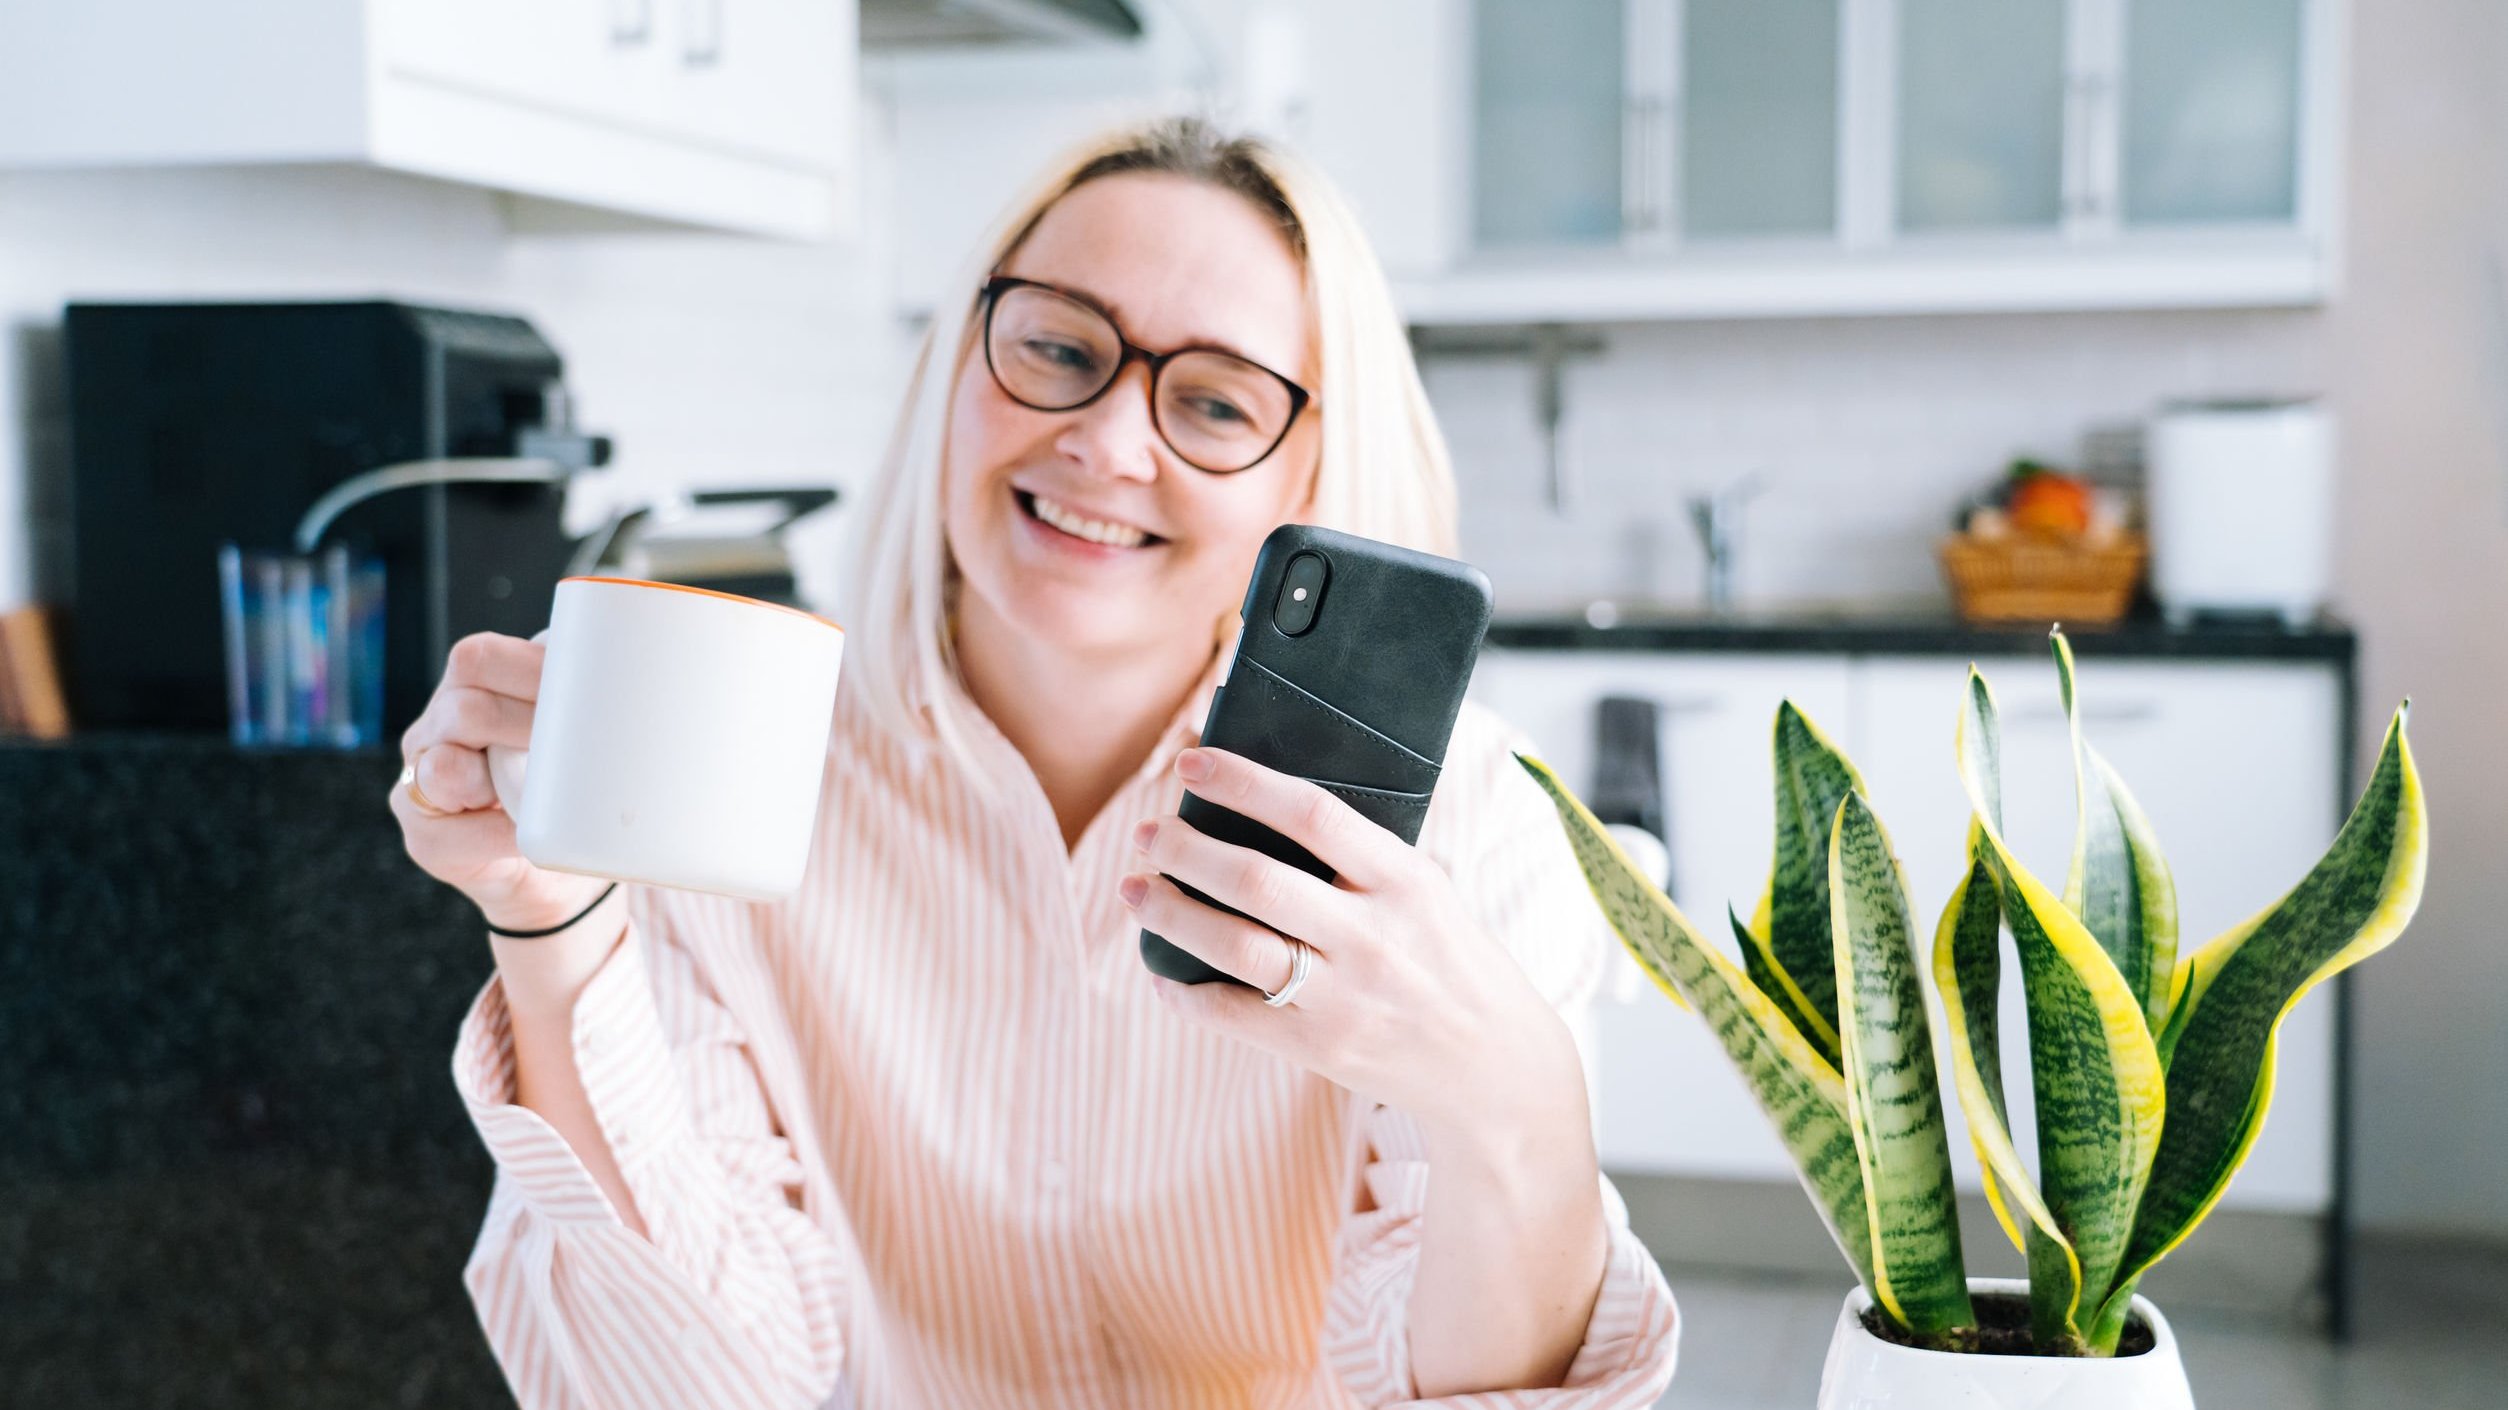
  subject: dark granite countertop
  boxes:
[1483,603,2356,662]
[1,734,512,1407]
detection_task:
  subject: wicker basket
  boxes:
[1938,531,2147,624]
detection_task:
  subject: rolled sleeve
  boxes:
[452,923,680,1229]
[450,888,852,1410]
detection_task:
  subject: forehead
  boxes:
[999,172,1312,382]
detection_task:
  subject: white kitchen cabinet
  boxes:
[0,0,854,241]
[1468,648,1853,1179]
[1473,644,2348,1215]
[1311,0,2344,322]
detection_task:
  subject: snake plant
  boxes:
[1516,629,2427,1356]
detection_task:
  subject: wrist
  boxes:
[1420,1014,1592,1169]
[477,877,615,935]
[489,885,630,1020]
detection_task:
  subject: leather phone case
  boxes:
[1140,524,1494,988]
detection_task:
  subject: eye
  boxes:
[1022,336,1101,372]
[1184,394,1252,426]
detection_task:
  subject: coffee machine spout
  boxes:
[292,457,572,554]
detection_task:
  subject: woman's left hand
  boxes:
[1120,744,1581,1140]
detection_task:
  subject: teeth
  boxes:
[1030,492,1150,548]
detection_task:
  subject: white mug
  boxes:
[485,576,845,903]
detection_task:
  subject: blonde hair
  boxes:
[834,114,1458,792]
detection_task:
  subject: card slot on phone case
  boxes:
[1199,655,1440,797]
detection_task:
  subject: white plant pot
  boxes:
[1816,1277,2195,1409]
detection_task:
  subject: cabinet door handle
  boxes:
[610,0,651,45]
[1622,97,1651,234]
[681,0,723,66]
[2006,700,2158,727]
[1621,96,1668,236]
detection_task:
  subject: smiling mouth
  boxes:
[1014,488,1167,548]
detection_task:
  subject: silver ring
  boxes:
[1260,937,1314,1008]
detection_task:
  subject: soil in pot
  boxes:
[1857,1289,2157,1358]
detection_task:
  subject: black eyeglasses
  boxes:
[978,275,1313,474]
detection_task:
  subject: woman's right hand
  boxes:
[391,629,610,933]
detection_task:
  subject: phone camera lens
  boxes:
[1272,551,1328,635]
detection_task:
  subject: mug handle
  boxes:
[484,625,551,814]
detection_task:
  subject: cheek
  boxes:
[942,372,1024,517]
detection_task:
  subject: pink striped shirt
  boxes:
[451,625,1682,1408]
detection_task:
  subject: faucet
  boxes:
[1685,473,1765,614]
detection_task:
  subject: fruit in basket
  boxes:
[2004,458,2093,535]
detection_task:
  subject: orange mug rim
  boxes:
[561,575,844,632]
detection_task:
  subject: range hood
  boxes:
[860,0,1144,47]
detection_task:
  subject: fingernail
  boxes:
[1118,874,1147,907]
[1132,819,1157,851]
[1176,748,1212,781]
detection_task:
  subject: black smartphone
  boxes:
[1140,523,1494,988]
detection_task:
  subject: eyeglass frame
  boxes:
[976,274,1315,474]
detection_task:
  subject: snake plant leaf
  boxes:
[2101,705,2427,1345]
[1955,667,2165,1350]
[1830,792,1974,1336]
[1761,702,1865,1048]
[2051,631,2182,1033]
[1515,751,1877,1295]
[1933,821,2084,1313]
[1734,904,1844,1069]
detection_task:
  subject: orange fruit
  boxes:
[2008,471,2093,535]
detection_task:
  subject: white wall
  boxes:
[2326,0,2508,1239]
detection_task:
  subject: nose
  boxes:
[1050,357,1162,484]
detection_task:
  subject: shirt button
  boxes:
[1039,1158,1067,1191]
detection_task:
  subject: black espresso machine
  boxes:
[62,300,613,740]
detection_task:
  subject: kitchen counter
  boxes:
[0,732,510,1408]
[1484,604,2357,662]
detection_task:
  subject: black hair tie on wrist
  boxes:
[486,882,619,939]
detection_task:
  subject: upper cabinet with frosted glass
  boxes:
[1357,0,2337,323]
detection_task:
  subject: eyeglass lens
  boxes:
[987,284,1296,472]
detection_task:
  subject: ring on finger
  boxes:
[399,759,456,818]
[1261,936,1315,1008]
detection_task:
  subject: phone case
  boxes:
[1140,523,1494,988]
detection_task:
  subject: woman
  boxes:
[391,116,1680,1408]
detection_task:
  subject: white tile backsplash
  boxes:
[1427,308,2326,613]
